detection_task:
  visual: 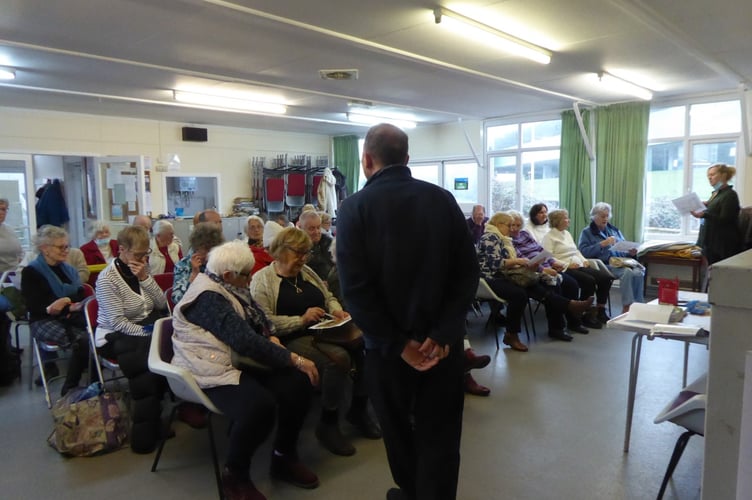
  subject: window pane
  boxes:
[689,100,741,136]
[490,155,517,212]
[443,162,478,204]
[648,106,685,139]
[644,141,684,236]
[521,120,561,148]
[689,141,738,233]
[409,163,440,186]
[486,124,518,152]
[521,150,559,215]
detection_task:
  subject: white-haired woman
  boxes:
[80,219,119,286]
[172,240,320,498]
[148,219,183,275]
[246,215,273,275]
[579,202,644,313]
[22,225,91,396]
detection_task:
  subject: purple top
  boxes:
[511,230,554,270]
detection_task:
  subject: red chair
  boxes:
[265,177,285,213]
[164,286,176,314]
[285,172,306,209]
[152,273,174,292]
[84,298,122,389]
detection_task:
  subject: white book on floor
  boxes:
[649,323,702,338]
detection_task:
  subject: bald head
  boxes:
[133,215,152,232]
[361,123,409,179]
[193,209,222,226]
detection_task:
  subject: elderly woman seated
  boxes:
[80,220,119,286]
[172,222,225,303]
[172,240,320,498]
[22,225,92,396]
[579,202,644,313]
[542,209,614,328]
[246,215,273,275]
[95,225,168,454]
[478,212,592,349]
[148,219,183,275]
[251,227,380,457]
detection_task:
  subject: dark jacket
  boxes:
[697,185,742,265]
[336,165,479,356]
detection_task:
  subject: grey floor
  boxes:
[0,288,706,500]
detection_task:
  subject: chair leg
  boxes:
[656,430,696,500]
[526,300,537,340]
[206,414,224,500]
[32,340,53,408]
[151,404,179,472]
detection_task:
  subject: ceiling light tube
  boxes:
[597,72,653,100]
[433,7,551,65]
[0,68,16,80]
[173,90,286,114]
[347,113,416,129]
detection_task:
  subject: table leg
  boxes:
[683,343,690,387]
[624,333,643,452]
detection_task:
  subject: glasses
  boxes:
[128,248,153,259]
[51,244,70,251]
[285,246,310,260]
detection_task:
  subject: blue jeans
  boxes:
[609,266,645,307]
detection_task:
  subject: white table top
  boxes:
[607,292,711,338]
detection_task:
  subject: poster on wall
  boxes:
[454,177,469,190]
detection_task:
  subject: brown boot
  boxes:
[502,332,528,352]
[567,296,594,316]
[582,307,603,329]
[464,373,491,396]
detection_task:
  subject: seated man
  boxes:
[298,210,333,280]
[467,204,488,245]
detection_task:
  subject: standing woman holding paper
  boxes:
[690,163,742,265]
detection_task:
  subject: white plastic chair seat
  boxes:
[654,373,707,435]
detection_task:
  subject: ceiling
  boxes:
[0,0,749,136]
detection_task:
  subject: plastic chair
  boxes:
[653,373,707,500]
[152,273,174,292]
[285,172,306,212]
[148,317,224,500]
[475,278,507,350]
[265,177,285,213]
[84,298,123,389]
[2,270,27,352]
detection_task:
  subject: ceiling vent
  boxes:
[319,69,359,81]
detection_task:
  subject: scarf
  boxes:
[28,252,81,299]
[205,270,276,337]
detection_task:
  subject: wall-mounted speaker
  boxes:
[182,126,208,142]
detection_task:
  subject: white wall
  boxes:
[0,107,331,216]
[409,120,482,162]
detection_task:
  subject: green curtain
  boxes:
[332,135,360,196]
[560,108,594,240]
[594,102,650,241]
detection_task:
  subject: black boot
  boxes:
[582,308,603,329]
[60,337,88,396]
[315,409,355,456]
[346,396,381,439]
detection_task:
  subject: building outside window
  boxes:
[485,118,561,215]
[644,99,741,240]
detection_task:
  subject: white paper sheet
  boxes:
[625,303,675,323]
[672,192,705,215]
[612,240,640,252]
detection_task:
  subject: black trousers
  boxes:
[99,333,166,453]
[565,267,613,305]
[365,339,464,500]
[205,369,313,476]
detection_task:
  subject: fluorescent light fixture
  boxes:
[433,7,551,65]
[597,72,653,100]
[0,68,16,80]
[347,113,416,129]
[173,90,286,114]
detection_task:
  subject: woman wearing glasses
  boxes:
[21,225,91,396]
[95,225,168,453]
[251,227,380,457]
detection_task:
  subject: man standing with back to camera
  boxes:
[336,123,479,500]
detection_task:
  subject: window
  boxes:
[486,119,561,214]
[644,99,741,240]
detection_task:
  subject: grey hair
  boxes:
[206,240,255,276]
[246,215,264,226]
[547,209,569,229]
[298,210,321,227]
[0,198,9,208]
[34,225,68,251]
[153,219,174,236]
[507,210,524,223]
[87,220,111,239]
[590,202,612,219]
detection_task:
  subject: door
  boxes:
[0,153,35,253]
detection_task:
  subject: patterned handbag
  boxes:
[48,385,130,457]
